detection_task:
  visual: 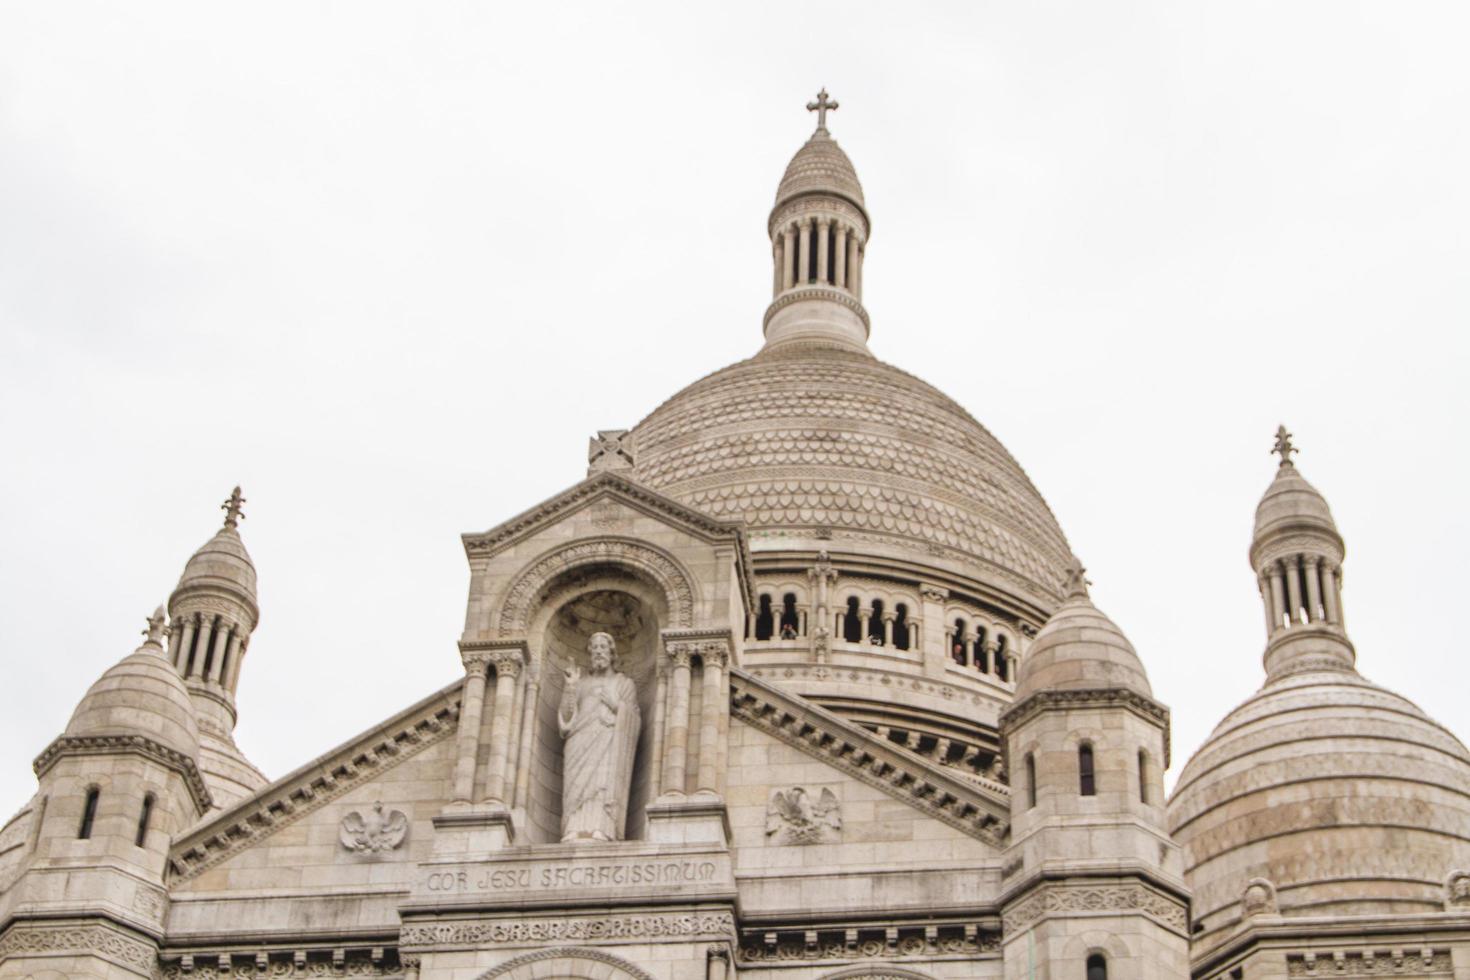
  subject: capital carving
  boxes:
[488,649,524,677]
[461,651,492,675]
[668,645,694,668]
[699,642,729,668]
[920,585,949,603]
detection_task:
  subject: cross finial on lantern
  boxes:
[221,486,246,528]
[806,88,839,131]
[1271,425,1297,467]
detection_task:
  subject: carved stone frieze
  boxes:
[738,924,999,963]
[0,920,158,972]
[401,911,735,950]
[496,538,696,634]
[1002,881,1187,935]
[1287,949,1451,977]
[160,948,403,978]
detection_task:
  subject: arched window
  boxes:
[1087,953,1108,980]
[893,603,910,650]
[1079,743,1096,796]
[975,626,989,672]
[1025,753,1037,809]
[868,599,886,645]
[755,594,774,641]
[843,597,862,643]
[779,593,800,639]
[952,617,968,664]
[1138,749,1149,803]
[135,793,155,847]
[995,633,1009,681]
[78,786,100,839]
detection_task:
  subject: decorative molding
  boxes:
[664,628,732,668]
[729,667,1009,845]
[476,946,656,980]
[495,537,698,635]
[763,284,870,331]
[1002,880,1187,935]
[0,919,158,973]
[169,691,458,882]
[160,948,403,979]
[1287,949,1451,977]
[1000,687,1172,766]
[403,911,735,950]
[34,733,214,813]
[339,802,409,853]
[738,924,998,963]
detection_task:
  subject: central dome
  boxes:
[630,341,1070,605]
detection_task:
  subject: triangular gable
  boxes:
[729,667,1010,846]
[168,681,460,883]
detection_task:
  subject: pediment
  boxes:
[729,667,1010,845]
[461,471,749,561]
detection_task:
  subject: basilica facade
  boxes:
[2,95,1468,980]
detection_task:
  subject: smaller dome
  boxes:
[1015,591,1152,701]
[66,642,200,761]
[177,526,257,605]
[1253,462,1338,543]
[774,128,865,212]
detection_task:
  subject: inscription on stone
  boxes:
[423,858,720,894]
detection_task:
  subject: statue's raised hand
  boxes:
[564,664,581,687]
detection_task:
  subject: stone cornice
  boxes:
[1000,688,1172,767]
[34,734,214,813]
[0,916,160,974]
[1192,910,1470,978]
[168,683,460,883]
[762,285,871,333]
[729,667,1009,845]
[1000,876,1188,937]
[461,471,749,560]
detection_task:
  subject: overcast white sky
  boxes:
[2,2,1467,817]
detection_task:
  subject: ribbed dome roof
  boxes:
[775,128,865,212]
[177,526,257,606]
[1169,666,1470,933]
[1253,462,1339,544]
[1014,593,1152,701]
[66,643,200,760]
[630,342,1070,602]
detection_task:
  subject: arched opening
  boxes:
[1086,953,1108,980]
[975,626,989,672]
[1078,743,1096,797]
[1138,749,1149,803]
[78,786,100,839]
[952,617,968,665]
[995,634,1009,681]
[893,603,910,650]
[135,793,155,847]
[868,599,885,645]
[755,594,774,641]
[843,597,862,643]
[1025,753,1037,809]
[779,593,800,640]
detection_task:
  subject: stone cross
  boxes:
[221,486,246,528]
[1271,425,1297,467]
[807,88,839,130]
[587,430,635,474]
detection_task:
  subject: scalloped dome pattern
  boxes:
[1168,668,1470,928]
[66,646,200,761]
[775,129,865,211]
[631,344,1070,598]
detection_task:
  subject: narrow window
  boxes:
[974,626,989,672]
[843,597,862,643]
[135,793,155,847]
[1087,954,1107,980]
[1079,743,1096,796]
[952,617,968,665]
[755,594,774,641]
[779,593,800,639]
[893,604,910,650]
[868,599,885,645]
[1025,753,1037,809]
[78,786,100,839]
[995,634,1009,681]
[1138,749,1149,803]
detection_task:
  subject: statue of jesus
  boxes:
[558,631,640,842]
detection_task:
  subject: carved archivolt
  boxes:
[496,537,697,635]
[476,945,654,979]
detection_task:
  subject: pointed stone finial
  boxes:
[143,605,167,647]
[221,486,246,528]
[1063,557,1091,599]
[1271,425,1297,468]
[806,88,839,131]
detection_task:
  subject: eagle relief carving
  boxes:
[339,802,408,853]
[765,786,842,845]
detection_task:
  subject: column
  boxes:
[401,955,420,980]
[173,616,196,673]
[772,239,782,296]
[1325,565,1344,626]
[797,606,808,636]
[944,626,956,662]
[662,644,693,795]
[984,639,1000,675]
[852,241,863,297]
[846,233,860,294]
[962,632,977,668]
[782,226,796,291]
[224,637,248,691]
[858,608,871,643]
[909,620,920,650]
[1284,556,1303,626]
[206,622,232,684]
[1269,563,1287,632]
[482,650,522,805]
[502,670,529,804]
[834,224,848,288]
[882,614,894,647]
[648,660,668,798]
[707,945,731,980]
[1258,573,1276,636]
[816,218,830,284]
[696,647,726,794]
[511,675,539,808]
[1304,557,1324,621]
[189,618,213,678]
[745,610,755,640]
[451,653,490,804]
[166,619,183,666]
[797,220,812,284]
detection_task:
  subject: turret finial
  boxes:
[221,486,246,529]
[1271,425,1297,468]
[1063,557,1091,600]
[806,88,839,131]
[143,605,167,647]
